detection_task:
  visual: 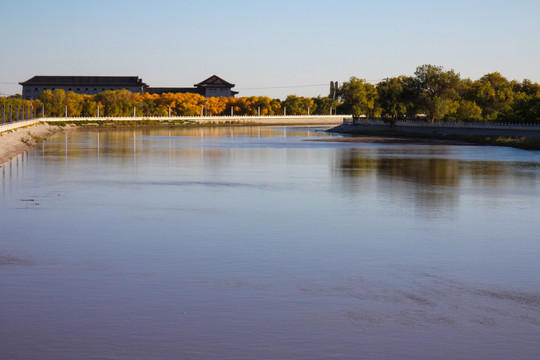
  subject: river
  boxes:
[1,126,539,359]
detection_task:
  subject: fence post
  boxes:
[133,105,136,117]
[9,105,12,122]
[284,107,286,116]
[65,106,67,117]
[168,106,171,117]
[42,105,45,118]
[200,106,203,117]
[2,104,4,125]
[16,106,19,121]
[97,106,99,117]
[231,106,233,116]
[258,106,260,116]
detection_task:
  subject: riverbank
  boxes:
[328,124,540,150]
[0,123,67,165]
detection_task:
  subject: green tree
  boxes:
[470,72,514,121]
[282,95,315,115]
[338,77,377,121]
[312,96,337,115]
[376,76,408,125]
[39,89,67,117]
[96,89,137,116]
[445,100,483,121]
[411,65,461,122]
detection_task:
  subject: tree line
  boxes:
[339,64,540,124]
[0,91,333,118]
[1,64,538,123]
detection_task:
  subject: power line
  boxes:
[237,83,328,90]
[0,81,18,85]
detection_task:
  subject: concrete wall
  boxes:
[203,88,232,97]
[0,119,41,133]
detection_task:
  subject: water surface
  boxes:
[1,126,540,359]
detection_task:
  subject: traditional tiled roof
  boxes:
[194,75,235,88]
[19,76,147,87]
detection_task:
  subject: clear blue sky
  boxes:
[1,0,539,98]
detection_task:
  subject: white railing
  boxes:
[40,114,347,122]
[342,118,540,131]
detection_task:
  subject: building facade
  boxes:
[20,75,237,99]
[145,75,238,97]
[19,76,148,99]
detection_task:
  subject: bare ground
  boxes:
[310,136,472,145]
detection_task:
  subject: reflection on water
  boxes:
[1,127,540,360]
[334,147,539,216]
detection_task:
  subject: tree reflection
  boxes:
[333,147,540,216]
[333,148,461,215]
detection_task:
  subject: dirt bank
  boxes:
[328,124,540,150]
[0,123,67,165]
[311,136,471,145]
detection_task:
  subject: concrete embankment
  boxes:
[329,123,540,149]
[0,122,66,165]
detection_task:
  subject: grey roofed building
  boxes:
[19,74,238,99]
[194,75,238,97]
[146,75,238,98]
[19,76,148,99]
